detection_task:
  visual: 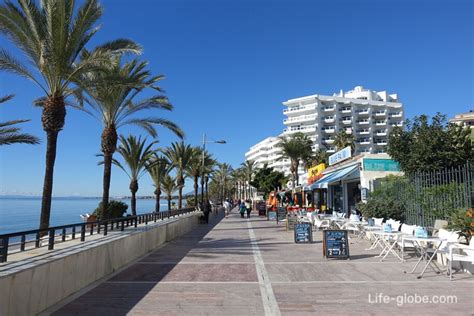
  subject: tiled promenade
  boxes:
[50,209,474,315]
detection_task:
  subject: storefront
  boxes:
[305,149,402,215]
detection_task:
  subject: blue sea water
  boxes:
[0,197,177,235]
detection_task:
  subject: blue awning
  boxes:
[310,165,359,189]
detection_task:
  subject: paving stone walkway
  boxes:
[51,208,474,315]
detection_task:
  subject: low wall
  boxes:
[0,212,201,316]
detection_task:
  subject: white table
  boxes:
[372,231,403,261]
[402,236,445,279]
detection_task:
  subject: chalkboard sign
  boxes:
[277,207,286,223]
[323,230,349,259]
[268,211,277,221]
[286,212,298,231]
[257,202,266,216]
[294,223,313,243]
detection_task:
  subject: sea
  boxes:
[0,196,179,235]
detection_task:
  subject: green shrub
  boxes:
[93,200,128,219]
[357,199,405,222]
[447,208,473,244]
[186,196,197,207]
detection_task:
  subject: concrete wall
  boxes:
[0,212,201,316]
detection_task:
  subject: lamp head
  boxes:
[215,140,226,144]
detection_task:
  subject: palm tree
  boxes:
[112,135,156,216]
[78,56,184,217]
[185,147,203,207]
[0,0,139,230]
[0,95,39,146]
[276,132,313,188]
[161,174,178,211]
[334,129,355,152]
[241,160,256,199]
[164,142,194,209]
[214,163,233,203]
[146,154,171,213]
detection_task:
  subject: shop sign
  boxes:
[307,163,326,185]
[329,146,352,166]
[363,159,400,171]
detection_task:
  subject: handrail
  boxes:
[0,207,196,263]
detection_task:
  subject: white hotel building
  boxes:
[245,86,404,185]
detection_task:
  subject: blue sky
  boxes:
[0,0,472,197]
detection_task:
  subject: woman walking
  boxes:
[239,202,246,218]
[245,199,252,218]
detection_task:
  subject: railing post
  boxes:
[110,221,114,231]
[81,224,86,242]
[20,235,26,251]
[90,223,94,235]
[35,232,41,248]
[121,220,125,231]
[72,226,76,239]
[48,229,55,250]
[104,222,108,236]
[0,237,9,263]
[134,217,138,228]
[97,222,101,234]
[145,215,148,225]
[62,228,66,242]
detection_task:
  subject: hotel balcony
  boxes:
[321,126,336,133]
[391,122,403,127]
[357,139,371,145]
[375,141,388,146]
[356,129,370,135]
[324,116,335,123]
[283,104,316,115]
[375,130,387,136]
[375,120,387,126]
[283,114,317,125]
[341,117,352,124]
[340,107,352,114]
[374,111,387,117]
[356,120,370,125]
[323,106,335,112]
[283,126,316,134]
[327,148,336,153]
[356,109,370,115]
[322,138,335,144]
[389,112,403,118]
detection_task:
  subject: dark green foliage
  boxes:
[447,208,473,244]
[94,200,128,219]
[357,175,406,221]
[250,164,287,199]
[388,113,473,173]
[186,196,197,207]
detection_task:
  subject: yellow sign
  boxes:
[307,163,326,185]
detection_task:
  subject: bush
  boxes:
[186,196,197,207]
[93,200,128,219]
[357,199,405,222]
[447,208,473,244]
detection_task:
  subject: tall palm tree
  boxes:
[277,132,313,188]
[146,154,171,213]
[0,0,139,230]
[78,56,184,217]
[0,95,39,146]
[214,163,233,202]
[164,142,194,209]
[334,129,355,152]
[185,147,203,207]
[112,135,156,216]
[202,155,217,204]
[241,160,256,199]
[161,174,178,211]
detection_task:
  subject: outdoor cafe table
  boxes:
[371,231,403,261]
[363,226,383,249]
[402,236,446,279]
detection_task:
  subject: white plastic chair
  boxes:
[447,237,474,280]
[313,216,330,231]
[373,218,384,226]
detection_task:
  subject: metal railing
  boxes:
[0,208,196,263]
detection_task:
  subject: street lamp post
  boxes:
[200,133,226,209]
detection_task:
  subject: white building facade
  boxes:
[245,86,404,186]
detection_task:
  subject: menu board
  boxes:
[323,230,349,259]
[257,202,266,216]
[277,207,286,223]
[294,223,313,243]
[286,212,298,231]
[268,211,277,221]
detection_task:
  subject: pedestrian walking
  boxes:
[245,199,252,218]
[239,202,246,218]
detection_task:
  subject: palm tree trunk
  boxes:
[39,131,59,231]
[101,152,113,218]
[178,176,183,209]
[100,126,117,219]
[130,179,138,216]
[167,196,171,210]
[154,188,161,213]
[194,176,199,207]
[205,177,209,202]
